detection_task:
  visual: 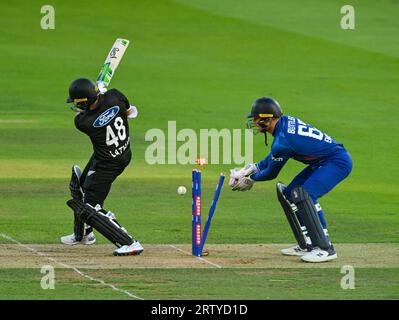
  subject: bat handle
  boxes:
[96,81,107,94]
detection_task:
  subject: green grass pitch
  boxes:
[0,0,398,300]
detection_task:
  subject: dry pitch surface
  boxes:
[1,243,397,269]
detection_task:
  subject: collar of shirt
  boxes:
[272,117,283,137]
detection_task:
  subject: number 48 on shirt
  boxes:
[106,117,126,147]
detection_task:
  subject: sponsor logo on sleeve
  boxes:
[272,156,284,162]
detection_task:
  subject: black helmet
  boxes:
[247,97,283,119]
[246,97,283,146]
[66,78,99,109]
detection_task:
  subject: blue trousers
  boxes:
[283,150,353,228]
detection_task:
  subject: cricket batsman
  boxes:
[229,97,352,263]
[61,78,144,256]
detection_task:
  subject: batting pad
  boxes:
[67,199,133,247]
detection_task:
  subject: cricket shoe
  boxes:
[281,245,308,256]
[113,241,144,256]
[301,245,337,263]
[60,232,96,246]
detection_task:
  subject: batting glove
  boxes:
[127,105,138,119]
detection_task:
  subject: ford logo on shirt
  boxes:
[93,106,120,128]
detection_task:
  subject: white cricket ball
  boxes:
[177,186,187,195]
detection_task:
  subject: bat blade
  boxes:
[97,38,130,88]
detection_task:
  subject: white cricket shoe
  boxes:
[301,246,337,263]
[60,232,96,246]
[113,241,144,256]
[281,245,308,256]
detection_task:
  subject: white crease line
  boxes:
[169,245,222,269]
[268,279,293,282]
[0,233,144,300]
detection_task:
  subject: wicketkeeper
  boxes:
[61,78,144,256]
[229,97,352,263]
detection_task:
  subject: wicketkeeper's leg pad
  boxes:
[276,183,309,250]
[290,186,330,250]
[67,199,133,248]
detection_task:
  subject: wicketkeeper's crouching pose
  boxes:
[230,97,352,263]
[61,78,144,256]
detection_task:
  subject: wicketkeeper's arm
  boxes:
[250,154,289,181]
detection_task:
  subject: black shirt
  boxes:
[75,89,132,162]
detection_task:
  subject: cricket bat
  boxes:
[96,38,130,91]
